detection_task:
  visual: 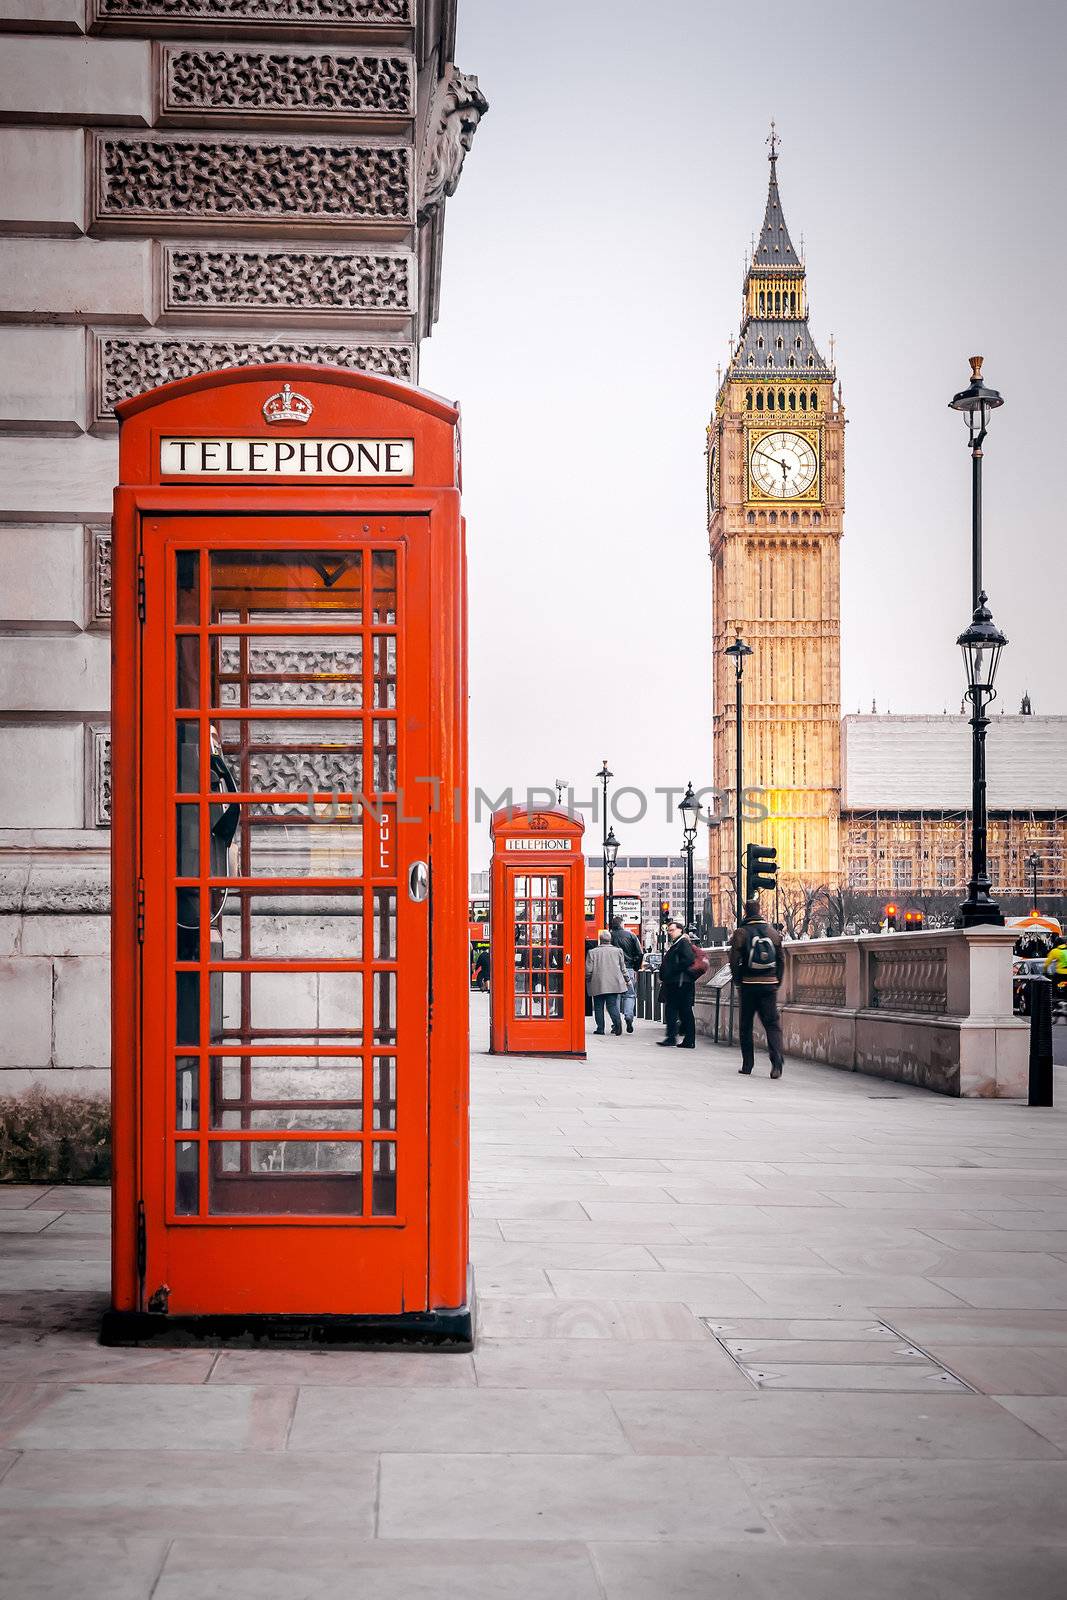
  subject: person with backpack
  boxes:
[610,914,644,1034]
[729,898,785,1078]
[657,918,699,1048]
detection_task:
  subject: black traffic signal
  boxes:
[744,842,778,899]
[885,903,899,931]
[659,899,671,924]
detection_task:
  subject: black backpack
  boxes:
[745,922,778,979]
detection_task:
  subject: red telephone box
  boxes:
[489,808,586,1057]
[103,363,472,1347]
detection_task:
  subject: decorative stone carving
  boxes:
[219,640,363,706]
[869,947,948,1015]
[791,951,846,1009]
[87,525,112,628]
[161,47,413,122]
[249,750,361,793]
[417,64,488,222]
[162,247,413,318]
[92,133,411,230]
[87,725,112,828]
[91,333,414,426]
[93,0,411,25]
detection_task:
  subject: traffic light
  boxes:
[885,903,899,931]
[913,910,924,930]
[659,898,671,924]
[745,842,778,899]
[904,911,915,933]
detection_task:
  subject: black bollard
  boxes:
[1029,979,1054,1107]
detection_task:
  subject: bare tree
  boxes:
[777,880,829,938]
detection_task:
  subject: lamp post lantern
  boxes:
[956,593,1008,927]
[679,780,700,932]
[603,825,620,928]
[723,628,753,928]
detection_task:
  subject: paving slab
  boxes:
[154,1537,604,1600]
[289,1385,629,1454]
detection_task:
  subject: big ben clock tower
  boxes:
[707,130,844,924]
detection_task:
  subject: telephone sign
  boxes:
[104,364,472,1348]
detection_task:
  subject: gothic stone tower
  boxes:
[707,136,844,924]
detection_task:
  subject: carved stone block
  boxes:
[87,524,112,628]
[161,246,413,323]
[87,723,112,827]
[160,46,413,126]
[90,132,412,235]
[91,0,411,34]
[90,331,414,427]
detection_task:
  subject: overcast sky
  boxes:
[419,0,1065,865]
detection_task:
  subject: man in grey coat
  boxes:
[585,930,629,1036]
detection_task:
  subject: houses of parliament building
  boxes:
[706,136,1066,925]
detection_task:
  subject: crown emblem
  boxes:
[262,383,313,426]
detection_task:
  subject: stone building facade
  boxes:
[707,140,1066,925]
[0,0,485,1092]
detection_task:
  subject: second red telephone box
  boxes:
[489,808,586,1057]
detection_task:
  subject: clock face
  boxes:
[749,431,818,499]
[708,442,718,510]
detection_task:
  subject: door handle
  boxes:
[564,953,571,964]
[408,860,429,902]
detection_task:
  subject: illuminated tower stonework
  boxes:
[707,134,844,923]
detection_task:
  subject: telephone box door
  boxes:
[502,862,584,1054]
[139,517,431,1315]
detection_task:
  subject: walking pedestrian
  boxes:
[729,897,785,1078]
[657,919,697,1048]
[610,914,644,1033]
[472,945,490,993]
[585,930,628,1036]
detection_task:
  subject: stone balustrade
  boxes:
[695,926,1027,1098]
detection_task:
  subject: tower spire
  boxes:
[754,127,800,267]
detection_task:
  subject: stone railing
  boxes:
[695,926,1026,1098]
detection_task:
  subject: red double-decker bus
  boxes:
[583,892,642,943]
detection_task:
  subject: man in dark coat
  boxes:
[657,918,697,1048]
[729,898,785,1078]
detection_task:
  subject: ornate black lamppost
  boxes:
[1026,851,1041,912]
[604,826,620,928]
[596,758,613,920]
[949,357,1008,929]
[679,780,700,931]
[723,629,753,927]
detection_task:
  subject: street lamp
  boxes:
[956,592,1008,927]
[596,757,612,911]
[949,355,1003,611]
[723,628,753,928]
[603,825,620,928]
[1026,851,1041,912]
[678,780,700,931]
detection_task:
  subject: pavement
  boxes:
[2,995,1067,1598]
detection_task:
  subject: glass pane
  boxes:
[176,972,199,1046]
[373,1056,396,1130]
[220,717,363,794]
[176,805,199,877]
[176,722,200,792]
[176,551,199,624]
[216,636,363,709]
[212,550,363,620]
[211,1055,362,1131]
[176,1056,198,1129]
[372,889,396,960]
[176,636,200,709]
[372,635,397,708]
[246,820,364,881]
[371,551,396,623]
[372,719,397,793]
[221,970,363,1040]
[209,1140,363,1215]
[373,971,396,1044]
[175,1140,198,1214]
[372,1140,397,1216]
[216,890,363,961]
[176,888,199,962]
